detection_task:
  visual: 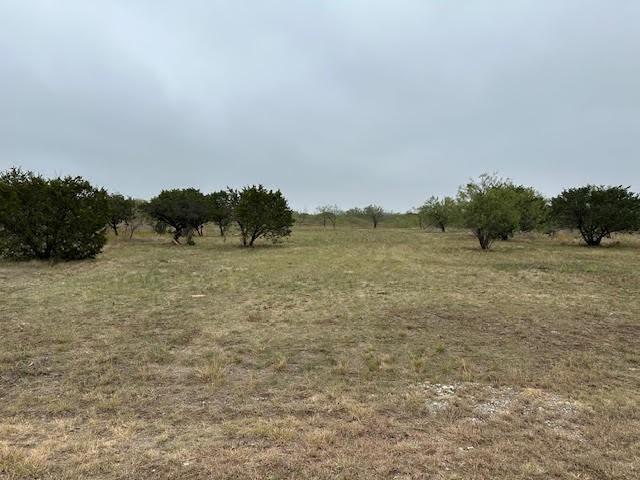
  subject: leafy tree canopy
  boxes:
[457,174,521,249]
[107,193,135,235]
[363,204,385,228]
[509,185,549,234]
[551,185,640,246]
[229,185,294,246]
[419,196,459,232]
[207,190,234,237]
[0,167,109,260]
[146,188,209,245]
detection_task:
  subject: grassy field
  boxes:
[1,227,639,479]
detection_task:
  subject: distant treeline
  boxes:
[1,167,639,260]
[295,209,419,229]
[298,173,640,249]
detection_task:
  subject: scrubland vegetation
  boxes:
[1,167,640,478]
[1,227,639,479]
[2,168,640,260]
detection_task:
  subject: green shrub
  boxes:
[457,174,550,248]
[458,174,521,250]
[418,196,459,232]
[228,185,294,246]
[551,185,640,246]
[146,189,209,245]
[0,168,109,260]
[107,193,135,235]
[207,190,233,237]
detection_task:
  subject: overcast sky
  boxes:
[1,1,639,211]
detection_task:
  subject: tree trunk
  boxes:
[248,229,261,247]
[583,235,602,246]
[476,229,492,250]
[580,228,603,246]
[186,228,195,245]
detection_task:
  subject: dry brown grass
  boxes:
[1,227,639,479]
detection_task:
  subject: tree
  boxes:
[293,210,311,225]
[146,188,210,245]
[345,207,364,218]
[491,185,549,240]
[511,186,549,233]
[0,167,109,260]
[229,185,294,247]
[316,205,340,228]
[419,196,458,232]
[551,185,640,246]
[457,174,521,250]
[107,194,135,235]
[208,190,233,237]
[363,204,385,228]
[124,200,149,240]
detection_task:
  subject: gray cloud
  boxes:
[1,0,639,211]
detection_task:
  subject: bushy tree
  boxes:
[316,204,340,228]
[512,186,549,233]
[458,174,521,250]
[458,175,550,247]
[146,188,210,245]
[0,167,109,260]
[229,185,294,246]
[363,204,385,228]
[491,185,548,240]
[107,193,135,235]
[208,190,233,237]
[419,196,459,232]
[551,185,640,246]
[345,207,364,217]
